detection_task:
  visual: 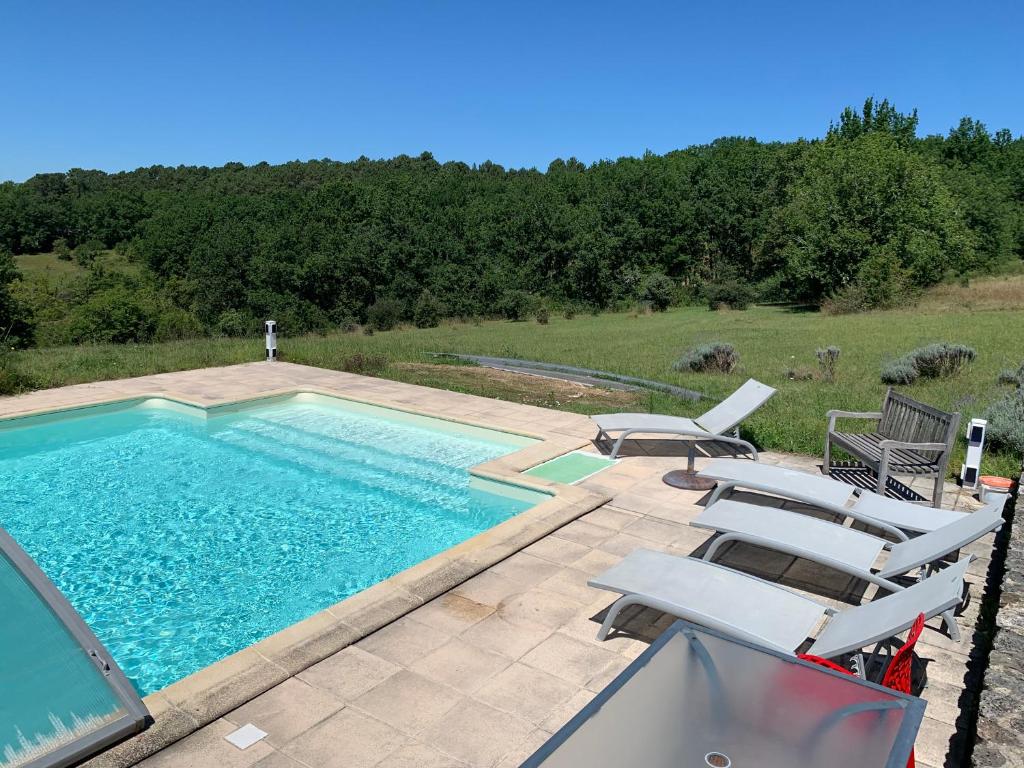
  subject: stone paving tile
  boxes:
[915,642,971,688]
[521,632,624,687]
[251,752,306,768]
[917,677,969,727]
[596,530,673,557]
[140,719,275,766]
[583,653,633,692]
[281,707,406,768]
[355,616,451,667]
[410,638,512,694]
[459,612,553,661]
[522,535,592,565]
[297,645,401,701]
[351,669,463,736]
[497,588,588,630]
[451,570,528,607]
[487,552,563,587]
[474,662,579,726]
[536,566,603,604]
[538,687,597,734]
[421,699,536,768]
[566,547,621,577]
[913,715,956,768]
[375,743,469,768]
[493,730,551,768]
[411,594,496,635]
[620,515,688,544]
[226,677,343,747]
[580,506,640,531]
[549,519,615,547]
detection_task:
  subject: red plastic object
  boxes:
[882,613,925,696]
[798,612,925,768]
[796,653,854,675]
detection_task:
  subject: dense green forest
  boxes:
[1,99,1022,348]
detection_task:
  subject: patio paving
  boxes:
[1,363,989,768]
[136,447,988,768]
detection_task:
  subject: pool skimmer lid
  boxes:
[225,723,268,750]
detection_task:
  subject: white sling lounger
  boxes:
[592,379,776,461]
[588,549,971,659]
[698,457,970,534]
[690,497,1005,639]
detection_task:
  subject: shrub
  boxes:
[412,290,445,329]
[997,363,1024,387]
[0,250,36,349]
[909,343,976,379]
[74,239,105,266]
[984,390,1024,456]
[852,250,909,308]
[53,237,72,261]
[154,308,204,342]
[68,287,158,344]
[816,346,840,382]
[0,352,32,395]
[366,297,405,331]
[703,280,755,311]
[880,343,976,385]
[495,290,536,321]
[638,272,675,312]
[338,316,359,334]
[216,309,257,337]
[562,306,577,320]
[821,253,913,314]
[342,353,388,376]
[881,359,919,385]
[673,342,738,374]
[535,306,550,324]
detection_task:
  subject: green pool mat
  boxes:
[524,452,615,484]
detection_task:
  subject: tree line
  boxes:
[0,99,1021,347]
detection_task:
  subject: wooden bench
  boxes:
[825,388,960,507]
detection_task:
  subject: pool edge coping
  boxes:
[6,380,609,768]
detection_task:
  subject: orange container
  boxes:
[979,475,1016,503]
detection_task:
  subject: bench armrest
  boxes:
[826,410,882,431]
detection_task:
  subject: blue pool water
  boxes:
[0,394,543,695]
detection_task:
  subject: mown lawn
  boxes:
[8,279,1022,477]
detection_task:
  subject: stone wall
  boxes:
[971,467,1024,768]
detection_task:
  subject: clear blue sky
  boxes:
[2,0,1021,182]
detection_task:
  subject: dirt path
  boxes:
[393,362,640,410]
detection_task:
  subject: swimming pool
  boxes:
[0,393,546,695]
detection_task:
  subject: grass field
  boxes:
[15,250,142,280]
[6,275,1023,477]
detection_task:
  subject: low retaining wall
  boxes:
[970,465,1024,768]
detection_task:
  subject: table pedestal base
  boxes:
[662,470,717,491]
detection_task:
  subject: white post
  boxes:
[960,418,986,489]
[265,320,277,362]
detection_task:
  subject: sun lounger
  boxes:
[592,379,776,460]
[698,457,970,535]
[588,549,970,660]
[691,497,1004,639]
